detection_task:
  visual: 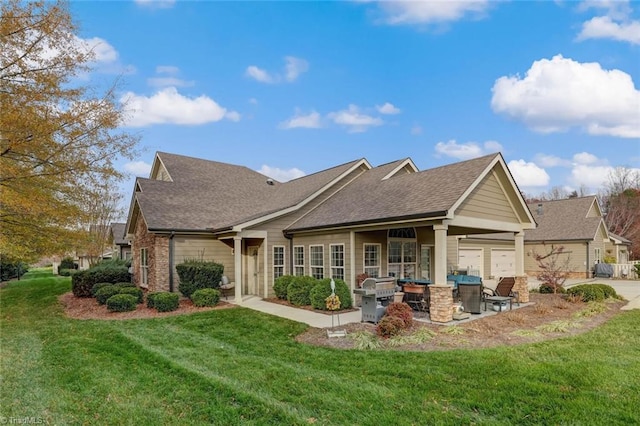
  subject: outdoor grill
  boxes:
[353,277,396,323]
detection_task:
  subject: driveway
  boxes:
[528,277,640,310]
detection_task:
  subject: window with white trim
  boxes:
[594,247,602,264]
[388,228,417,279]
[330,244,345,280]
[363,243,381,278]
[273,245,285,279]
[310,245,324,279]
[294,246,305,276]
[140,248,149,286]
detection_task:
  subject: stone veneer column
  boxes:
[429,285,453,323]
[514,276,529,303]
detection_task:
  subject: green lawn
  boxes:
[1,270,639,425]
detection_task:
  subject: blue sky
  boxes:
[70,0,639,202]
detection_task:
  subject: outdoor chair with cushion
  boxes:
[483,276,519,306]
[219,275,235,300]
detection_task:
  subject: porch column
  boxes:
[515,232,525,276]
[234,236,242,303]
[433,224,448,285]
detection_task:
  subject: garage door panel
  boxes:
[492,249,515,277]
[459,249,482,276]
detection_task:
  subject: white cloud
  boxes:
[573,152,600,165]
[245,65,275,84]
[284,56,309,82]
[327,104,383,133]
[507,160,550,187]
[258,165,306,182]
[124,161,152,177]
[279,110,322,129]
[533,154,572,168]
[491,54,640,138]
[569,164,614,189]
[246,56,308,84]
[134,0,175,8]
[120,87,239,127]
[577,16,640,44]
[371,0,491,25]
[376,102,401,115]
[434,140,504,160]
[147,65,194,88]
[77,36,118,63]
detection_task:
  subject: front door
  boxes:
[247,246,259,296]
[420,245,432,281]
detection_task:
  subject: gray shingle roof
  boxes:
[524,197,604,242]
[134,152,362,231]
[287,153,499,231]
[110,223,128,245]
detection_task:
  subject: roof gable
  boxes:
[525,196,605,242]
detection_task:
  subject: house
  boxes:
[458,196,616,280]
[124,151,536,305]
[605,233,631,264]
[109,223,132,261]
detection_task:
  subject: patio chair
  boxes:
[219,275,235,300]
[483,276,519,306]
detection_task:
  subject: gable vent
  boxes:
[266,178,275,186]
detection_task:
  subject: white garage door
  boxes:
[458,249,482,276]
[492,249,515,278]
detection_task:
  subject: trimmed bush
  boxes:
[58,268,76,277]
[153,292,180,312]
[118,287,144,304]
[71,263,131,297]
[310,278,353,311]
[113,282,135,288]
[274,275,295,300]
[539,284,567,294]
[191,288,220,307]
[384,302,413,328]
[146,292,162,308]
[60,256,77,270]
[376,316,405,338]
[91,282,113,296]
[95,285,120,305]
[106,294,137,312]
[592,284,618,299]
[286,276,317,306]
[176,260,224,298]
[567,284,606,302]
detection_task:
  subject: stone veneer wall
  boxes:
[429,285,453,323]
[514,276,529,303]
[133,219,170,292]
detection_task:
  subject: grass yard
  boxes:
[1,270,639,425]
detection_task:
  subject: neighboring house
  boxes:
[605,233,631,264]
[109,223,132,261]
[124,151,536,303]
[458,196,615,279]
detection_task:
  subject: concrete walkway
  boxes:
[228,278,640,328]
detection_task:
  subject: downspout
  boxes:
[284,231,293,274]
[169,231,175,292]
[586,241,590,279]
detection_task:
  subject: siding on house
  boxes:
[455,171,520,224]
[173,237,235,285]
[524,241,590,278]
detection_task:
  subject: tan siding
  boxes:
[586,201,600,218]
[151,163,171,181]
[524,241,589,277]
[456,172,519,223]
[174,237,235,284]
[447,235,459,273]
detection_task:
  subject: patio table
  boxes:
[484,295,512,311]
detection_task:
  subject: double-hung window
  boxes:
[387,228,417,279]
[293,246,305,276]
[273,246,285,279]
[310,245,324,279]
[140,248,149,286]
[363,243,381,278]
[330,244,345,281]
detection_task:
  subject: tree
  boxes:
[0,0,138,260]
[600,167,640,259]
[533,244,571,293]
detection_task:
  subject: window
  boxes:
[363,244,381,278]
[294,246,305,276]
[273,246,285,279]
[594,247,602,264]
[310,245,324,279]
[330,244,345,280]
[140,248,149,286]
[388,228,417,279]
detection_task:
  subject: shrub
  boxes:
[106,294,137,312]
[118,287,144,304]
[95,285,120,305]
[176,260,224,298]
[0,255,29,281]
[60,257,77,270]
[591,284,618,299]
[113,282,135,288]
[191,288,220,307]
[91,282,113,296]
[539,284,566,294]
[376,316,405,338]
[58,268,76,277]
[71,263,131,297]
[153,292,180,312]
[274,275,295,300]
[567,284,605,302]
[286,276,317,306]
[310,278,353,311]
[384,302,413,328]
[146,292,162,309]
